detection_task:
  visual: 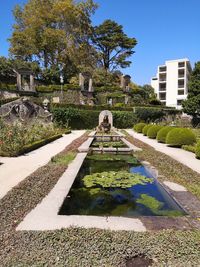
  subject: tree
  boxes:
[9,0,98,82]
[92,19,137,71]
[183,62,200,125]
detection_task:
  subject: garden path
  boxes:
[0,130,85,199]
[126,129,200,174]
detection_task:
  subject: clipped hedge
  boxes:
[182,144,196,153]
[0,97,19,106]
[156,126,174,143]
[166,128,196,147]
[36,84,80,92]
[134,123,146,133]
[195,141,200,159]
[142,124,152,136]
[18,134,63,156]
[52,107,137,129]
[147,125,163,139]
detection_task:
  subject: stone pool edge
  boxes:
[16,133,200,232]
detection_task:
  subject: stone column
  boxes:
[88,78,93,92]
[17,73,22,91]
[79,73,85,91]
[30,74,35,91]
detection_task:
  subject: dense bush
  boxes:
[52,107,137,129]
[195,141,200,159]
[182,144,196,153]
[0,97,19,106]
[134,123,146,133]
[147,125,163,139]
[0,120,64,156]
[156,126,174,143]
[36,84,80,92]
[142,124,152,136]
[135,107,164,122]
[166,128,196,147]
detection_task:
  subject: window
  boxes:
[177,99,183,106]
[178,90,184,95]
[178,79,184,88]
[178,69,185,78]
[159,92,166,100]
[159,66,167,72]
[159,83,166,91]
[178,62,185,68]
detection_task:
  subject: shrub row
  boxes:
[0,83,17,91]
[134,123,199,159]
[36,84,80,92]
[0,97,19,106]
[52,107,138,129]
[133,123,146,133]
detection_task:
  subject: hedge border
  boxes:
[0,133,69,157]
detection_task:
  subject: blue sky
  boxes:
[1,0,200,85]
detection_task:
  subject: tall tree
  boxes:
[183,62,200,125]
[92,19,137,71]
[9,0,98,81]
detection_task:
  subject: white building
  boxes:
[151,58,192,109]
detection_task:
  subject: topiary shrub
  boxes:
[142,124,152,136]
[195,141,200,159]
[147,125,163,139]
[156,126,174,143]
[133,123,146,133]
[166,128,196,147]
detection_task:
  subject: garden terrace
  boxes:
[1,130,200,266]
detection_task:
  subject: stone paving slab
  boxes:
[0,130,85,199]
[126,129,200,174]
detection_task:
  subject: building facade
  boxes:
[151,58,192,109]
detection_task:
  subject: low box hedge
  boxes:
[182,144,196,153]
[166,128,196,147]
[0,134,64,157]
[147,125,163,139]
[0,97,19,107]
[156,126,174,143]
[142,124,152,136]
[133,123,147,133]
[52,107,138,129]
[195,141,200,159]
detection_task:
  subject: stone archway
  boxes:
[99,110,113,128]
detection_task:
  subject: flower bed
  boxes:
[0,120,69,157]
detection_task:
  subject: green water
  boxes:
[59,155,186,217]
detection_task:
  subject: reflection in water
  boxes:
[59,157,186,217]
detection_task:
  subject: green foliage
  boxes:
[51,152,76,165]
[183,62,200,125]
[36,84,80,93]
[156,126,174,143]
[147,125,163,139]
[9,0,98,82]
[92,68,121,87]
[91,141,126,148]
[52,107,137,129]
[0,120,64,156]
[136,194,184,217]
[182,144,196,153]
[137,194,163,210]
[92,19,137,71]
[0,97,19,106]
[142,124,152,136]
[195,141,200,159]
[133,123,147,133]
[87,154,138,164]
[135,107,165,122]
[83,171,152,188]
[166,128,196,147]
